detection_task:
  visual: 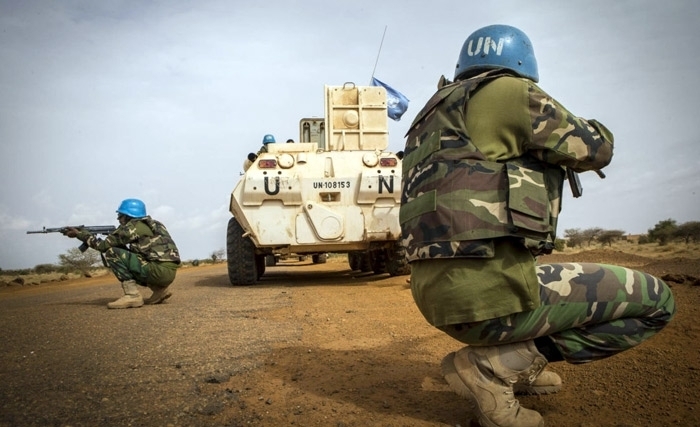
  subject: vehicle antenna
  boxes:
[370,25,388,83]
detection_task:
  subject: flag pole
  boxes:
[370,25,387,83]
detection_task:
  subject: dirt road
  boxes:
[1,251,698,426]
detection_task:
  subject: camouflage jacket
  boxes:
[401,71,613,262]
[77,216,181,264]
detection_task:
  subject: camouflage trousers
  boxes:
[438,263,676,364]
[104,247,176,288]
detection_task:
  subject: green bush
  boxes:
[554,239,566,252]
[34,264,58,274]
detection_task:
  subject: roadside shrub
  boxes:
[34,264,58,274]
[554,239,566,252]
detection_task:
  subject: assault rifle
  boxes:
[567,168,606,198]
[27,225,116,252]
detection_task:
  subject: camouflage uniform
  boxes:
[75,216,180,288]
[402,71,675,362]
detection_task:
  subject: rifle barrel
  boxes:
[26,225,116,235]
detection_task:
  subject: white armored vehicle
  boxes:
[226,82,410,285]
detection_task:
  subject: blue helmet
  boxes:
[454,24,539,82]
[116,198,147,218]
[262,134,276,144]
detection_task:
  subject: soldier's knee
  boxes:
[657,278,676,323]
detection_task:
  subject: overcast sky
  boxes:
[1,0,699,270]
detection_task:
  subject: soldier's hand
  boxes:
[62,227,79,238]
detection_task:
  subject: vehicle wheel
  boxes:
[348,252,360,270]
[359,252,372,272]
[256,254,266,279]
[312,253,327,264]
[265,255,277,267]
[370,249,387,274]
[387,243,411,276]
[226,217,257,285]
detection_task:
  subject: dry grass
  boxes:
[0,268,112,287]
[560,241,700,259]
[3,242,698,287]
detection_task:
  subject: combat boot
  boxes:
[514,369,562,395]
[107,280,144,309]
[144,285,172,305]
[441,341,547,427]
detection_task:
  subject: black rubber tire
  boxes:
[312,253,327,264]
[387,243,411,276]
[359,252,372,272]
[255,254,266,279]
[226,217,258,285]
[370,249,387,274]
[348,252,360,271]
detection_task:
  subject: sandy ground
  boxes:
[0,248,698,427]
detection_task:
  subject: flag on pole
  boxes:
[370,77,409,121]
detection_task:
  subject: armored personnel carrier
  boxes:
[226,82,410,285]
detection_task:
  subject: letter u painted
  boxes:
[467,37,484,56]
[264,177,280,195]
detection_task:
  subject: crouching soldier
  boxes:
[63,198,181,309]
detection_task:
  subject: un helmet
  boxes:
[454,24,539,82]
[116,198,147,218]
[262,134,276,144]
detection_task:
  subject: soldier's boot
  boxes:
[107,280,144,309]
[144,285,172,305]
[441,341,547,427]
[513,369,562,395]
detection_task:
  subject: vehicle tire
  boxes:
[359,251,372,272]
[256,254,266,279]
[370,249,387,274]
[348,252,360,271]
[265,255,277,267]
[387,243,411,276]
[312,253,327,264]
[226,217,258,285]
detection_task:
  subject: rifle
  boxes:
[27,225,117,252]
[566,168,606,198]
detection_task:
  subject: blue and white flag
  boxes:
[370,77,409,121]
